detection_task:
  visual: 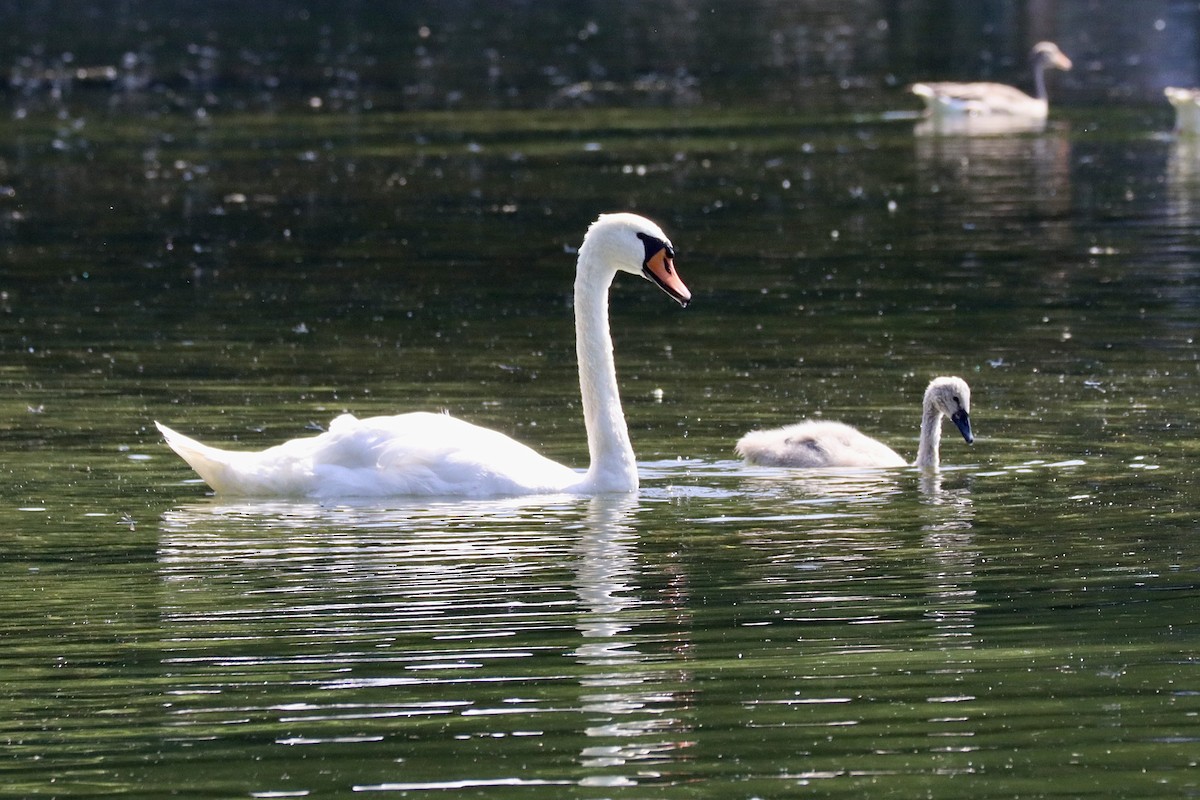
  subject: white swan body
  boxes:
[1165,87,1200,135]
[157,213,690,498]
[736,376,974,469]
[911,42,1072,130]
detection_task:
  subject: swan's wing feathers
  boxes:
[737,420,907,468]
[912,81,1042,117]
[310,412,579,497]
[736,423,829,468]
[155,421,315,496]
[783,431,830,461]
[738,421,841,467]
[158,412,579,497]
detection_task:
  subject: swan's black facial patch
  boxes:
[636,230,690,307]
[637,232,675,267]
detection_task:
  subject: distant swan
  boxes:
[736,376,974,469]
[1165,87,1200,135]
[911,42,1072,129]
[156,213,691,498]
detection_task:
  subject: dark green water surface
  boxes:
[1,43,1199,800]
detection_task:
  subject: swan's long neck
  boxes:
[1033,57,1048,102]
[574,248,638,492]
[914,401,944,469]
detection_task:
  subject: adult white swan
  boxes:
[736,376,974,469]
[156,213,690,498]
[911,42,1072,132]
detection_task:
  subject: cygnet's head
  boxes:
[1032,41,1072,72]
[925,376,974,444]
[581,213,691,306]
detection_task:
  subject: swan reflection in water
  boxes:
[913,125,1073,265]
[916,469,980,741]
[1167,132,1200,223]
[726,463,981,763]
[157,494,694,789]
[732,460,977,520]
[571,496,695,781]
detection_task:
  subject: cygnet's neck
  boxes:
[574,246,638,492]
[913,401,944,469]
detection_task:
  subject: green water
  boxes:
[2,27,1199,800]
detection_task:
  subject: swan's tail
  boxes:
[156,421,253,494]
[908,82,944,118]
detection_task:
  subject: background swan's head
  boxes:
[1165,87,1200,106]
[581,212,691,306]
[925,376,974,444]
[1032,41,1072,72]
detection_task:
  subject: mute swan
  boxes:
[911,42,1072,129]
[156,212,691,498]
[1165,87,1200,135]
[736,376,974,469]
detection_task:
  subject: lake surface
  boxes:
[2,2,1200,798]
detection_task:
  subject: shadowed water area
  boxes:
[1,1,1198,798]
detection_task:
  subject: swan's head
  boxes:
[925,376,974,445]
[1032,41,1072,72]
[1165,87,1200,107]
[581,213,691,307]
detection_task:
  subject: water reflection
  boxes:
[914,126,1072,215]
[917,469,975,531]
[1166,134,1200,217]
[737,466,902,511]
[572,496,694,784]
[716,464,987,781]
[917,469,979,720]
[915,470,980,761]
[912,127,1073,248]
[156,494,695,790]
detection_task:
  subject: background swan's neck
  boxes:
[1033,59,1048,102]
[913,403,943,468]
[574,252,638,492]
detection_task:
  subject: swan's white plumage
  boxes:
[157,212,690,498]
[156,413,580,498]
[736,376,974,469]
[910,42,1071,131]
[1165,87,1200,135]
[912,81,1047,120]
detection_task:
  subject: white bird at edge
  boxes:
[1165,87,1200,136]
[156,212,690,498]
[736,376,974,469]
[910,42,1072,127]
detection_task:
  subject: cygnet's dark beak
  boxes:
[951,409,974,444]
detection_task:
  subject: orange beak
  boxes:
[644,247,691,307]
